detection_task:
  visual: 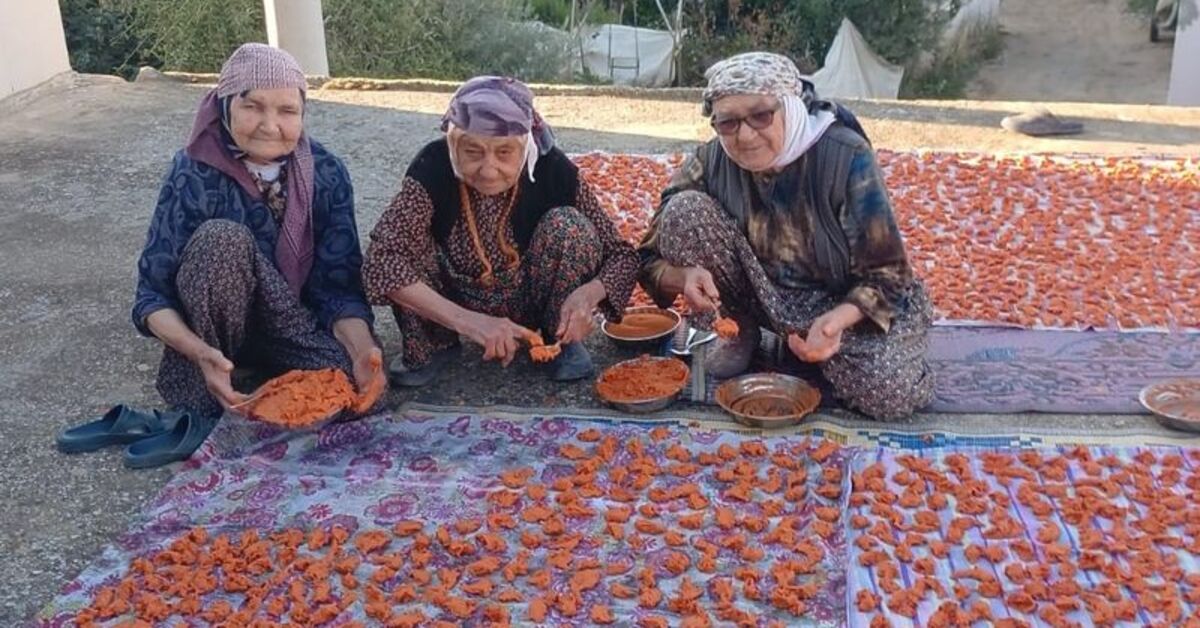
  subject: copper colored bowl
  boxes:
[601,307,682,348]
[716,373,821,428]
[1140,379,1200,433]
[237,401,345,431]
[233,375,348,431]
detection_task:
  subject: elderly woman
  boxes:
[638,53,933,420]
[363,76,638,385]
[130,44,382,460]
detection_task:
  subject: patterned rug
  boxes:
[665,321,1200,414]
[37,409,850,627]
[926,326,1200,413]
[35,407,1200,626]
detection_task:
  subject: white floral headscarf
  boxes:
[703,52,835,169]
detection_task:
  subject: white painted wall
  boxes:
[263,0,330,76]
[0,0,72,99]
[1167,0,1200,105]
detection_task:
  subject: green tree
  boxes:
[123,0,264,72]
[59,0,150,78]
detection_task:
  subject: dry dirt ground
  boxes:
[0,75,1197,623]
[316,86,1200,156]
[968,0,1175,104]
[319,87,1200,156]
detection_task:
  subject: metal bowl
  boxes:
[596,356,689,414]
[1140,379,1200,433]
[715,373,821,428]
[602,307,682,349]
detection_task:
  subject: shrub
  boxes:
[59,0,151,79]
[677,0,957,80]
[1126,0,1159,16]
[123,0,263,72]
[58,0,992,96]
[58,0,575,82]
[324,0,571,82]
[903,12,1004,98]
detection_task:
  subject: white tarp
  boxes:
[811,18,904,99]
[581,24,675,87]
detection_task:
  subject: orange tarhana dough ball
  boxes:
[526,332,561,363]
[714,317,739,340]
[530,344,561,363]
[244,368,358,427]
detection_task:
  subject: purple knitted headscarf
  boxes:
[185,43,314,296]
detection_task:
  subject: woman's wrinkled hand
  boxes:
[557,281,605,345]
[680,266,721,313]
[194,346,247,409]
[787,304,862,363]
[350,347,386,414]
[460,313,535,367]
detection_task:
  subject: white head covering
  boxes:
[704,52,837,170]
[522,129,538,182]
[771,94,836,169]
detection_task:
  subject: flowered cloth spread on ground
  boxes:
[846,446,1200,627]
[573,152,1200,332]
[38,411,1200,626]
[39,412,851,627]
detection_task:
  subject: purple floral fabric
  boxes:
[37,411,852,626]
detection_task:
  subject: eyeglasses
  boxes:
[710,104,781,136]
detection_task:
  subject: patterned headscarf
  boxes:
[702,52,815,116]
[185,43,315,296]
[442,76,554,152]
[442,76,555,183]
[702,51,834,169]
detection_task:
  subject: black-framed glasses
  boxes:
[710,104,781,136]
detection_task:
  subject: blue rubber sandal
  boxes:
[56,405,172,454]
[122,411,217,469]
[551,342,595,382]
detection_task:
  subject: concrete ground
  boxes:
[0,75,1195,623]
[967,0,1174,104]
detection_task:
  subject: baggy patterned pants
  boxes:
[653,191,935,420]
[155,220,352,418]
[394,207,603,370]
